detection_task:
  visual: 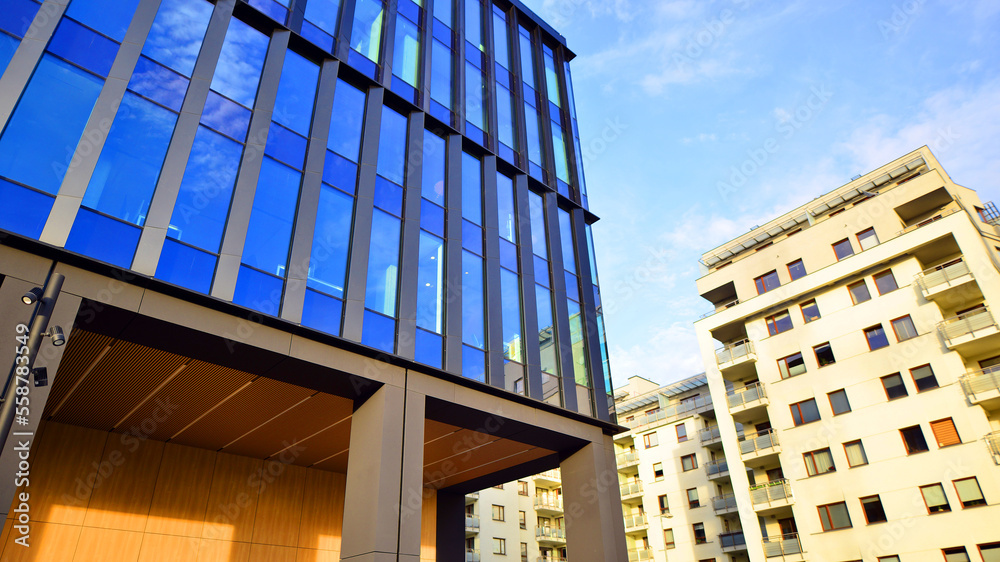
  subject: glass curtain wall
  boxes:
[0,0,42,75]
[463,0,488,145]
[542,44,570,198]
[302,0,343,52]
[529,191,561,406]
[461,153,487,382]
[492,5,517,164]
[518,25,545,181]
[390,0,423,103]
[559,208,592,414]
[497,172,525,394]
[414,130,448,367]
[428,0,455,124]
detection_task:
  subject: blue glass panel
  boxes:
[392,14,420,87]
[461,345,486,382]
[535,284,558,376]
[154,238,216,294]
[364,209,401,316]
[0,180,53,239]
[142,0,213,76]
[362,309,395,353]
[430,41,452,108]
[128,56,188,111]
[518,26,534,88]
[273,51,319,136]
[566,298,589,386]
[494,63,510,88]
[389,77,417,105]
[376,107,407,184]
[462,220,482,255]
[527,188,545,251]
[414,329,442,368]
[302,289,343,336]
[398,0,420,23]
[525,105,543,166]
[307,184,354,298]
[497,172,515,242]
[543,46,561,107]
[464,0,482,50]
[564,271,579,302]
[64,209,141,268]
[248,0,288,24]
[212,18,270,108]
[0,55,103,195]
[416,231,444,332]
[534,255,550,288]
[464,62,485,130]
[421,130,446,205]
[264,123,307,170]
[556,177,569,198]
[373,176,403,217]
[492,9,508,68]
[168,126,241,251]
[496,84,515,149]
[432,19,452,45]
[303,0,343,36]
[0,0,41,38]
[322,151,358,194]
[558,209,576,273]
[428,100,451,125]
[549,101,562,127]
[461,152,481,224]
[83,92,177,225]
[500,268,523,361]
[433,0,452,28]
[0,33,19,78]
[233,265,283,314]
[419,201,444,238]
[300,20,334,53]
[347,49,377,79]
[464,123,483,147]
[463,40,482,68]
[47,18,119,76]
[529,162,543,181]
[498,143,514,165]
[65,0,140,42]
[499,238,518,272]
[201,90,251,141]
[351,0,384,63]
[241,158,301,274]
[461,250,484,348]
[553,124,570,183]
[328,79,366,161]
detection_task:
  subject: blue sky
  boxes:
[521,0,1000,386]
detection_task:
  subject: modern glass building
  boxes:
[0,0,624,559]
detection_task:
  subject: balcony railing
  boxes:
[938,307,998,346]
[622,395,714,430]
[727,382,767,410]
[623,513,648,530]
[720,531,747,550]
[986,431,1000,464]
[960,365,1000,402]
[716,338,755,365]
[617,450,640,468]
[466,549,481,562]
[700,425,721,443]
[534,496,563,511]
[749,479,793,508]
[627,548,654,561]
[534,469,561,482]
[538,556,567,562]
[465,515,480,530]
[916,259,973,293]
[897,207,960,235]
[535,526,566,541]
[706,459,729,478]
[763,533,802,557]
[739,429,779,456]
[620,480,643,498]
[712,493,738,513]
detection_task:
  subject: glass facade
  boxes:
[0,0,609,419]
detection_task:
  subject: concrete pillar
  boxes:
[435,490,466,562]
[560,435,627,561]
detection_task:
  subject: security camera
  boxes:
[31,367,47,387]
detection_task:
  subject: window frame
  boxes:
[803,447,836,476]
[978,542,1000,562]
[814,342,836,367]
[664,528,675,549]
[891,315,918,342]
[864,324,890,351]
[800,299,821,323]
[817,501,853,531]
[754,270,781,295]
[900,425,930,455]
[790,398,821,426]
[828,389,851,415]
[643,432,658,449]
[687,487,700,509]
[766,309,794,336]
[857,227,879,251]
[777,352,806,379]
[787,258,806,281]
[952,477,987,508]
[929,417,961,448]
[658,494,670,515]
[943,547,971,562]
[873,269,899,295]
[653,462,664,480]
[910,364,939,392]
[681,454,697,472]
[848,280,871,304]
[833,238,855,261]
[491,504,505,521]
[693,522,707,544]
[676,423,688,442]
[881,373,908,400]
[919,483,951,514]
[518,510,526,529]
[843,439,869,467]
[493,537,506,555]
[517,480,528,496]
[860,494,888,524]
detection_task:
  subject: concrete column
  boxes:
[341,383,425,561]
[560,435,627,562]
[435,490,466,562]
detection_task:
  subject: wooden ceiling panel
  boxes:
[425,447,552,489]
[223,393,353,459]
[311,450,349,473]
[423,419,463,443]
[423,428,500,465]
[292,417,353,467]
[43,330,114,418]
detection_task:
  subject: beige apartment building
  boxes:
[694,146,1000,562]
[465,473,568,562]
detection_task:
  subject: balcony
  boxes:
[960,366,1000,410]
[986,431,1000,465]
[627,548,654,561]
[705,458,729,480]
[700,425,722,445]
[534,496,563,514]
[623,513,648,533]
[466,549,480,562]
[712,493,739,514]
[535,526,567,544]
[739,429,780,463]
[617,450,641,470]
[533,469,561,486]
[750,479,794,512]
[465,492,478,505]
[465,515,480,534]
[727,382,768,419]
[620,481,644,501]
[938,307,1000,356]
[720,531,747,552]
[763,533,803,558]
[716,339,758,379]
[622,395,714,431]
[538,556,567,562]
[915,259,979,302]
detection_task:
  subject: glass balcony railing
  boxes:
[465,515,480,530]
[534,496,563,511]
[960,365,1000,402]
[916,259,973,293]
[720,531,747,550]
[712,493,738,513]
[535,526,566,541]
[537,556,567,562]
[739,429,779,456]
[986,431,1000,464]
[727,382,766,410]
[763,533,802,557]
[465,549,481,562]
[938,307,997,346]
[716,338,755,365]
[749,479,793,508]
[616,450,640,468]
[621,395,714,430]
[627,548,654,561]
[706,459,729,478]
[700,425,721,443]
[620,480,643,498]
[623,513,648,530]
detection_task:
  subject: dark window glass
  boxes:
[373,175,403,217]
[273,51,320,136]
[48,18,119,76]
[754,270,780,294]
[461,153,483,224]
[818,502,852,531]
[142,0,214,77]
[307,185,354,298]
[241,158,300,275]
[693,522,706,544]
[833,238,854,260]
[766,310,794,336]
[0,179,54,239]
[828,389,851,415]
[155,238,216,293]
[848,280,871,304]
[304,0,343,36]
[777,352,805,379]
[892,315,918,341]
[814,342,836,366]
[801,299,821,322]
[861,496,887,524]
[351,0,384,62]
[900,425,929,454]
[265,123,308,169]
[790,399,820,426]
[873,270,898,294]
[559,209,577,274]
[66,0,141,42]
[64,209,140,268]
[865,325,890,351]
[361,308,395,353]
[1,0,43,40]
[881,373,908,400]
[462,344,486,382]
[788,259,806,280]
[462,250,486,349]
[910,364,938,392]
[301,289,343,336]
[211,18,270,108]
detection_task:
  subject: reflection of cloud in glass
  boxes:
[200,91,251,141]
[127,56,188,111]
[142,0,214,77]
[211,18,270,109]
[304,0,343,36]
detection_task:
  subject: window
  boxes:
[920,483,951,513]
[930,418,961,447]
[681,454,697,472]
[818,502,852,530]
[953,477,986,508]
[844,440,869,467]
[814,342,836,366]
[778,352,806,379]
[800,299,821,323]
[881,373,908,400]
[788,259,806,281]
[943,547,971,562]
[790,399,821,426]
[877,557,900,562]
[756,241,773,251]
[833,238,854,260]
[653,462,664,480]
[865,325,890,350]
[873,269,898,294]
[693,522,707,544]
[828,389,851,415]
[766,310,794,336]
[860,495,887,524]
[829,208,846,217]
[892,315,918,341]
[492,504,505,521]
[658,494,670,515]
[755,270,781,294]
[857,227,879,250]
[664,529,675,549]
[910,364,939,392]
[979,543,1000,562]
[687,488,700,509]
[520,543,527,558]
[848,280,871,304]
[493,484,504,489]
[518,510,526,529]
[900,425,929,454]
[517,480,528,495]
[643,432,658,448]
[676,423,688,442]
[493,537,506,555]
[803,448,836,476]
